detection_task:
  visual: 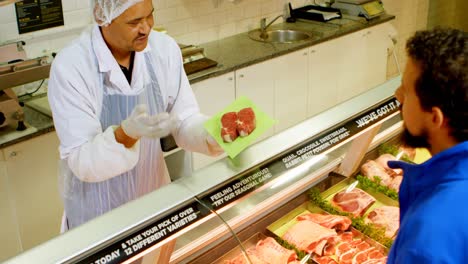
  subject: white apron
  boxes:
[61,49,171,230]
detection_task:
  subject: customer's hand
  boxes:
[121,105,176,139]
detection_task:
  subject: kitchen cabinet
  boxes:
[0,160,22,262]
[2,132,62,252]
[191,72,235,171]
[335,24,388,102]
[272,49,309,132]
[236,48,308,134]
[188,24,390,171]
[236,60,276,140]
[308,41,340,117]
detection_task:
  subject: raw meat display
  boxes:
[221,112,239,143]
[237,107,256,137]
[361,160,392,186]
[282,220,337,255]
[388,176,403,192]
[226,237,297,264]
[332,188,376,217]
[220,107,256,143]
[297,213,352,231]
[255,237,298,264]
[314,256,338,264]
[375,154,402,176]
[314,230,387,264]
[366,206,400,238]
[361,154,406,192]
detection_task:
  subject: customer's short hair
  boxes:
[406,28,468,142]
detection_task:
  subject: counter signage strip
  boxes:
[79,97,399,264]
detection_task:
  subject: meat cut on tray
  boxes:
[283,220,337,256]
[315,230,387,264]
[361,153,406,192]
[297,213,352,231]
[226,237,298,264]
[237,107,256,137]
[221,112,239,143]
[365,206,400,238]
[331,188,376,217]
[361,160,393,186]
[220,107,256,143]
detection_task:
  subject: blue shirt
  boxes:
[386,141,468,263]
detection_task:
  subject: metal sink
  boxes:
[248,29,313,43]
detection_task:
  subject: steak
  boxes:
[361,160,392,186]
[366,206,400,238]
[236,107,256,137]
[297,213,352,231]
[283,220,337,255]
[375,154,402,176]
[255,237,297,264]
[221,112,238,143]
[332,188,376,217]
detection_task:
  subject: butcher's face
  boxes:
[395,58,430,149]
[104,0,154,52]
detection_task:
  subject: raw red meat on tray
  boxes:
[226,237,298,264]
[283,219,338,256]
[297,213,352,231]
[279,212,387,264]
[220,107,256,143]
[237,107,256,136]
[365,206,400,239]
[221,112,239,143]
[361,152,410,193]
[315,230,387,264]
[331,188,376,217]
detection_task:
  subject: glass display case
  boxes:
[5,77,403,264]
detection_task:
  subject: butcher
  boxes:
[48,0,223,231]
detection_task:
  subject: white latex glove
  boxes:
[121,105,176,139]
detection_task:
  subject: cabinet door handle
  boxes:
[228,77,233,81]
[9,151,17,158]
[310,50,316,53]
[239,74,244,78]
[303,52,308,56]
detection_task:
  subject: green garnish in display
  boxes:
[378,143,413,163]
[378,142,400,157]
[308,188,394,248]
[357,175,399,201]
[274,237,307,259]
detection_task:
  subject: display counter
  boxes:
[5,77,403,264]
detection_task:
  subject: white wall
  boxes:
[0,0,92,58]
[0,0,303,58]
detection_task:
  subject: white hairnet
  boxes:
[94,0,144,26]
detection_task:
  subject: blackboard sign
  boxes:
[15,0,64,34]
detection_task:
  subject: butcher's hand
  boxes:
[206,133,224,155]
[121,105,176,139]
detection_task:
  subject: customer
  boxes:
[48,0,222,231]
[387,28,467,263]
